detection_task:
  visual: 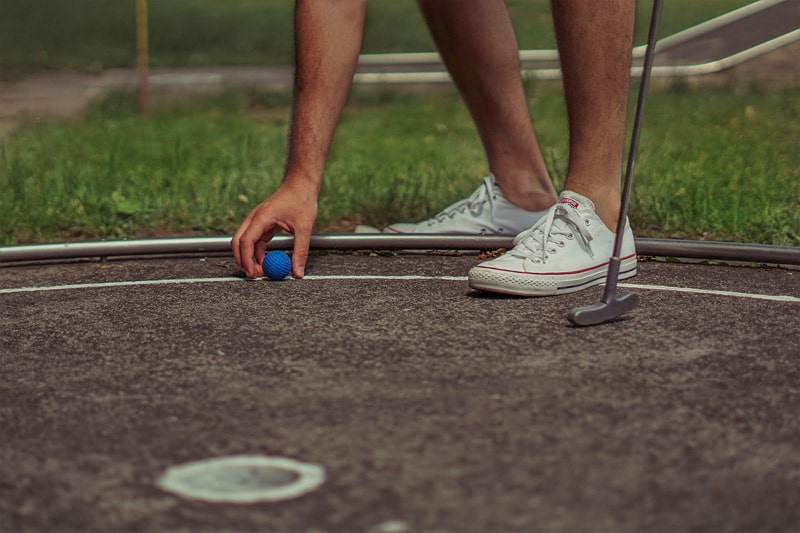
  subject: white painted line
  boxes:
[619,283,800,303]
[0,277,238,294]
[0,275,797,303]
[304,274,467,281]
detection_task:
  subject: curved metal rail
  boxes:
[1,236,798,266]
[356,0,789,65]
[354,0,799,83]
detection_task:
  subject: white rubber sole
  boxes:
[468,254,638,297]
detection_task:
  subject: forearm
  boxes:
[231,0,365,279]
[285,0,366,190]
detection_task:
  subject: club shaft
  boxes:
[614,0,664,253]
[572,0,664,325]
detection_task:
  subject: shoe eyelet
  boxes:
[567,233,574,240]
[584,219,591,226]
[558,240,566,247]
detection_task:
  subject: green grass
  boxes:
[1,84,798,246]
[1,0,751,73]
[3,1,792,250]
[633,85,800,245]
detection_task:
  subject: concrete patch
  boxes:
[157,455,325,503]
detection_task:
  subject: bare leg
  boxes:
[551,0,636,230]
[232,0,366,278]
[416,0,557,212]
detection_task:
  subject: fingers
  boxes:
[231,210,276,279]
[254,239,268,275]
[237,230,259,279]
[232,209,303,279]
[230,182,319,279]
[230,216,251,273]
[291,227,312,279]
[254,227,281,275]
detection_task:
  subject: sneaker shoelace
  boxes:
[425,178,495,228]
[512,204,594,264]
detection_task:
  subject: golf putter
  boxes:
[568,0,663,327]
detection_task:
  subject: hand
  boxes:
[231,180,319,279]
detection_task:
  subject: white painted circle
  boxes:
[157,455,325,503]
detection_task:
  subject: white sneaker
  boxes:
[383,174,549,236]
[468,190,637,296]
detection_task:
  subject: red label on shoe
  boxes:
[558,197,580,209]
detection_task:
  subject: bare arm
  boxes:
[232,0,366,279]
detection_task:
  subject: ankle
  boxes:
[595,204,621,232]
[563,185,620,231]
[494,173,557,212]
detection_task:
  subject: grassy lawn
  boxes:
[1,0,751,73]
[2,0,795,248]
[1,83,798,246]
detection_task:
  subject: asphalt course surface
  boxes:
[1,254,799,532]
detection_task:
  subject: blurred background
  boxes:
[0,0,797,247]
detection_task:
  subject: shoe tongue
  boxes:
[557,190,595,215]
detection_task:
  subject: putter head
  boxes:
[567,291,639,327]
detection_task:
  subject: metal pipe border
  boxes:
[1,236,798,266]
[356,0,787,65]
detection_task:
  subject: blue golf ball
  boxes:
[262,250,292,280]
